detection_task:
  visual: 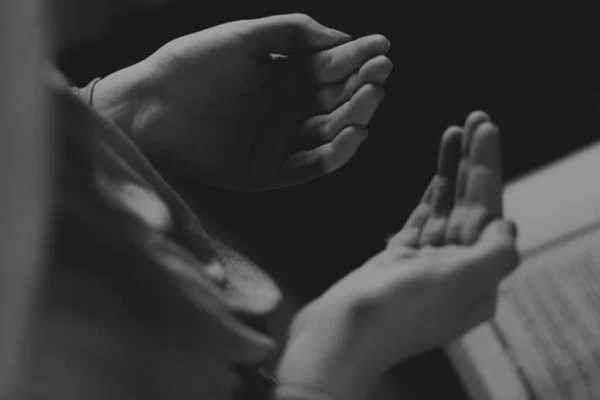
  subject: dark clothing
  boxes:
[10,77,278,399]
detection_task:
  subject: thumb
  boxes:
[471,219,520,280]
[246,14,351,55]
[477,219,518,249]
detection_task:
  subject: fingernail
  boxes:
[384,63,393,79]
[329,28,352,40]
[363,130,369,140]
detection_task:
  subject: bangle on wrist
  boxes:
[87,77,102,106]
[70,77,102,106]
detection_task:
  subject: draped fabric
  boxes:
[9,75,279,399]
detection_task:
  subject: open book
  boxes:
[447,140,600,400]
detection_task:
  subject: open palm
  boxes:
[385,110,513,336]
[390,111,506,249]
[276,111,519,400]
[128,14,391,191]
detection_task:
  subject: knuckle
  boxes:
[320,50,334,78]
[344,71,359,96]
[291,13,314,25]
[336,102,353,127]
[319,113,332,137]
[419,219,445,248]
[430,178,451,210]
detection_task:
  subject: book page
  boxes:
[448,140,600,400]
[494,224,600,400]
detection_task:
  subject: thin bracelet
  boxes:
[69,77,102,106]
[273,386,342,400]
[87,77,102,106]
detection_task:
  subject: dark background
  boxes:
[58,4,599,399]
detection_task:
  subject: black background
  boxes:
[58,4,599,398]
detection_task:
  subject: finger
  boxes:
[311,34,390,84]
[420,178,435,204]
[470,122,501,173]
[454,159,469,203]
[388,203,431,248]
[418,213,446,247]
[298,83,384,149]
[450,122,503,244]
[465,203,495,245]
[446,201,500,247]
[312,55,392,114]
[432,126,463,216]
[462,110,491,156]
[455,111,491,203]
[419,127,462,247]
[445,205,468,245]
[467,121,503,216]
[280,125,367,186]
[246,14,351,56]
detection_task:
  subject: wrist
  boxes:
[76,77,101,105]
[85,60,152,138]
[274,302,380,400]
[273,385,345,400]
[275,340,377,400]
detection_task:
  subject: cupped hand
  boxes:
[95,14,391,191]
[275,112,520,400]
